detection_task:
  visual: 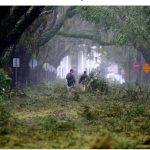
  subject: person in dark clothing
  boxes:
[66,69,76,94]
[79,71,88,91]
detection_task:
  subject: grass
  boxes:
[0,83,150,148]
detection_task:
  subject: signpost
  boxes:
[133,63,140,84]
[143,63,150,73]
[13,58,20,89]
[133,63,139,71]
[142,63,150,84]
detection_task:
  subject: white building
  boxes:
[57,50,101,78]
[57,56,71,78]
[56,49,125,84]
[78,50,101,75]
[106,63,125,84]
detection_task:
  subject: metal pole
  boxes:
[47,71,48,82]
[46,64,47,82]
[46,70,47,82]
[15,67,18,93]
[136,71,138,85]
[32,59,33,84]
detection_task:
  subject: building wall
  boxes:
[57,50,101,79]
[57,55,71,78]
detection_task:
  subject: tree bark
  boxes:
[0,7,30,37]
[135,45,150,62]
[57,31,114,46]
[0,6,44,56]
[37,6,76,47]
[0,6,11,20]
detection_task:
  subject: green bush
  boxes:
[72,89,80,101]
[0,104,17,123]
[0,68,11,100]
[108,83,150,101]
[86,73,109,95]
[0,105,17,136]
[43,117,75,131]
[80,105,100,120]
[0,106,11,126]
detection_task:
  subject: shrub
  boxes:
[0,105,16,135]
[43,117,75,131]
[0,105,11,126]
[55,120,76,131]
[86,73,109,95]
[72,89,80,101]
[80,105,100,120]
[90,133,113,149]
[0,68,11,100]
[107,83,150,102]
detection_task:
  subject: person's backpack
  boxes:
[66,73,75,86]
[66,73,72,80]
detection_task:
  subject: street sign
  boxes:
[13,58,20,68]
[133,63,139,71]
[143,63,150,73]
[29,58,37,69]
[13,58,20,90]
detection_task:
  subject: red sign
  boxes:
[133,63,139,71]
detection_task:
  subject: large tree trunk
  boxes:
[0,7,30,37]
[9,44,32,88]
[37,6,76,47]
[0,6,44,56]
[136,45,150,62]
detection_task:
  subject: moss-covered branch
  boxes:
[37,6,76,47]
[57,31,114,46]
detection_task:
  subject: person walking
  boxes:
[66,69,76,96]
[79,71,88,91]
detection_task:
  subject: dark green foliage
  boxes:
[108,83,150,101]
[77,6,116,28]
[0,83,149,148]
[72,89,80,101]
[80,105,93,120]
[90,134,113,149]
[0,106,11,126]
[0,69,11,93]
[42,116,76,131]
[0,68,11,101]
[86,73,109,95]
[77,6,150,61]
[0,105,16,137]
[80,105,104,120]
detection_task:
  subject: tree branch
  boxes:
[0,7,30,38]
[57,31,114,46]
[0,6,44,56]
[37,6,76,47]
[0,6,11,20]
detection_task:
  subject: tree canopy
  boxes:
[77,6,150,61]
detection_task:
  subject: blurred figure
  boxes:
[79,71,88,91]
[66,69,76,96]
